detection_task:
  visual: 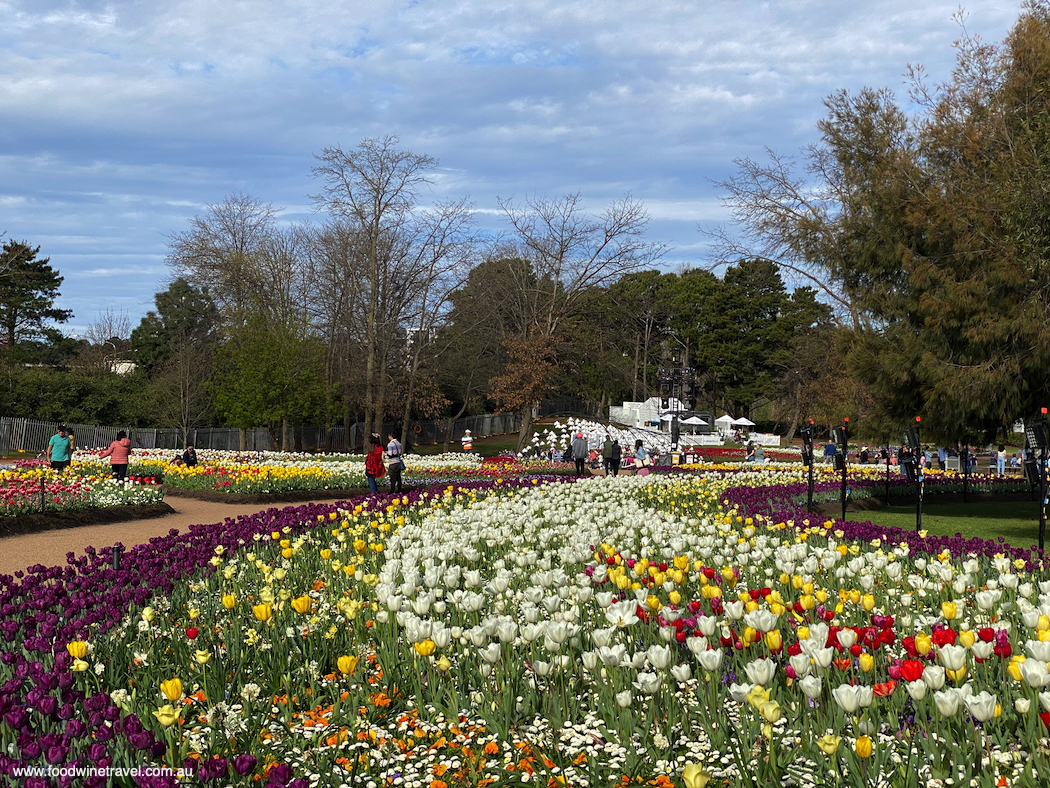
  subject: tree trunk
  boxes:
[444,400,469,452]
[632,332,640,401]
[516,405,533,453]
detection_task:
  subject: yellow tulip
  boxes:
[153,705,179,727]
[222,594,236,610]
[252,603,273,623]
[669,590,682,606]
[855,736,873,759]
[353,539,367,554]
[848,589,861,605]
[413,640,437,657]
[759,700,782,723]
[435,655,452,672]
[646,595,662,613]
[815,589,828,604]
[320,549,332,560]
[66,641,87,659]
[1038,615,1050,632]
[861,594,875,612]
[681,764,711,788]
[1008,659,1024,682]
[194,650,211,665]
[799,595,815,611]
[674,555,689,571]
[915,633,933,656]
[941,601,958,621]
[160,677,183,702]
[271,531,280,539]
[816,734,841,756]
[946,666,967,682]
[802,582,814,595]
[797,626,810,641]
[281,548,294,560]
[291,595,312,615]
[71,659,90,672]
[858,653,875,673]
[959,630,975,649]
[779,572,790,585]
[746,685,770,709]
[338,655,359,675]
[765,630,783,651]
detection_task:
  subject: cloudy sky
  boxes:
[1,0,1019,333]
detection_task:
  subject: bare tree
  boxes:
[311,136,449,447]
[493,193,665,449]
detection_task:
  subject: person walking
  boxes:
[47,425,73,473]
[997,444,1007,476]
[386,433,404,494]
[571,431,589,476]
[602,435,614,476]
[611,439,622,476]
[99,430,133,481]
[365,434,385,493]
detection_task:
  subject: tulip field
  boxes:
[0,467,163,516]
[2,462,1050,787]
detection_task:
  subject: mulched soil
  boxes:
[0,503,176,539]
[160,485,371,504]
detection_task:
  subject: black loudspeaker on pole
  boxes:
[800,420,815,513]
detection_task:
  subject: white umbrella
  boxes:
[681,416,708,426]
[659,413,676,422]
[731,417,756,427]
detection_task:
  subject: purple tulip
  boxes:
[233,754,258,775]
[267,762,293,786]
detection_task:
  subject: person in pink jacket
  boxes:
[99,430,133,481]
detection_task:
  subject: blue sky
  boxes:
[0,0,1019,334]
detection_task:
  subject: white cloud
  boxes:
[0,0,1022,322]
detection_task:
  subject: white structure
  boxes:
[714,414,736,438]
[609,397,687,429]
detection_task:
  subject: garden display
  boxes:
[1,465,1048,787]
[0,467,163,517]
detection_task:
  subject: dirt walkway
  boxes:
[0,495,349,577]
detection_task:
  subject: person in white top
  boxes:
[461,430,473,451]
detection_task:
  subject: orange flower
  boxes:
[431,781,449,788]
[484,742,499,755]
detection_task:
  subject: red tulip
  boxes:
[901,659,924,682]
[186,627,198,640]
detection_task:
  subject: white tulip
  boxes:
[581,651,599,670]
[938,644,967,671]
[789,653,811,679]
[933,689,961,717]
[905,680,927,701]
[1040,692,1050,712]
[812,648,835,669]
[533,660,553,677]
[598,645,626,667]
[647,644,673,670]
[1021,659,1050,688]
[1016,698,1031,714]
[836,629,857,649]
[671,664,692,683]
[479,643,502,664]
[696,616,718,637]
[728,682,753,704]
[798,675,822,699]
[686,637,708,657]
[963,691,997,722]
[745,658,776,686]
[616,690,633,708]
[724,600,745,620]
[1026,640,1050,662]
[922,666,946,690]
[971,641,994,660]
[698,649,723,672]
[832,684,862,713]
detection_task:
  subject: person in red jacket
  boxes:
[99,430,133,481]
[364,434,385,493]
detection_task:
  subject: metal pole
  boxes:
[963,444,969,504]
[808,455,814,513]
[885,446,890,502]
[916,421,923,533]
[1040,444,1047,553]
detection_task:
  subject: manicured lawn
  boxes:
[846,499,1047,550]
[411,432,523,457]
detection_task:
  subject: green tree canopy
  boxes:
[0,239,72,354]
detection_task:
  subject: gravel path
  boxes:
[0,495,349,577]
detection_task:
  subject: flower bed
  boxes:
[0,468,163,517]
[2,471,1050,787]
